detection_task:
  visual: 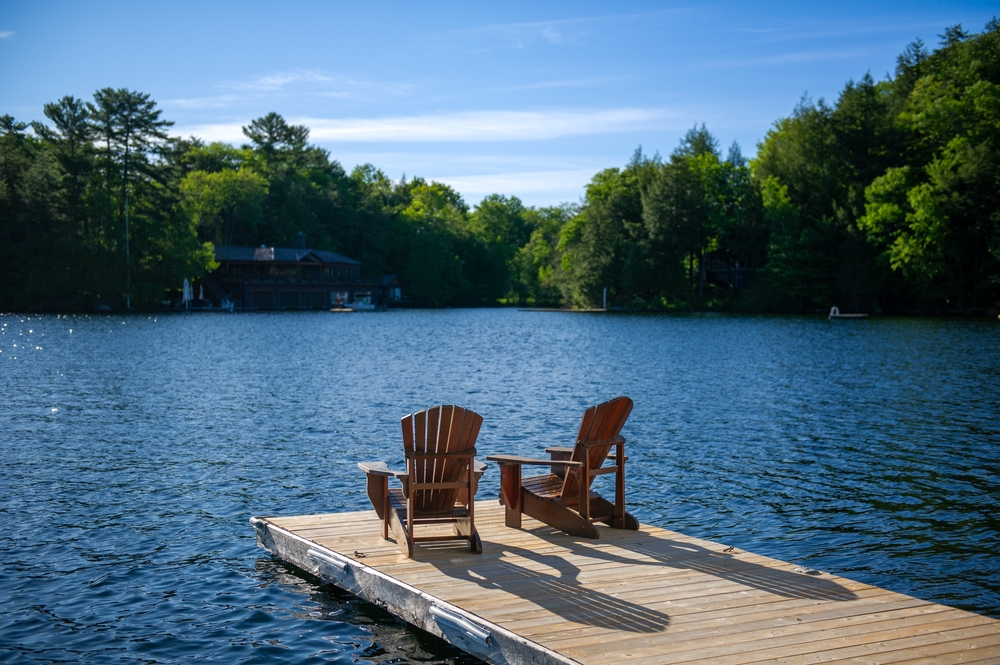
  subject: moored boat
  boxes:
[829,306,868,319]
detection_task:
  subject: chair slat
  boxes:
[401,413,414,451]
[561,396,632,501]
[433,404,453,512]
[578,404,597,440]
[402,405,482,515]
[413,408,427,489]
[427,406,443,509]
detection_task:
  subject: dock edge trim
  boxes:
[250,516,581,665]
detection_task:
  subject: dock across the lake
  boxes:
[251,501,1000,664]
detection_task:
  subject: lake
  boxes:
[1,309,998,663]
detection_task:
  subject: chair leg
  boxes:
[406,485,415,552]
[498,464,522,529]
[382,488,390,540]
[388,508,414,557]
[522,492,599,538]
[615,443,626,528]
[454,517,482,554]
[364,473,387,520]
[591,496,639,530]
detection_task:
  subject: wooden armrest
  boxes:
[486,454,583,467]
[473,460,487,474]
[544,446,574,455]
[358,461,407,478]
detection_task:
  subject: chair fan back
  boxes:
[402,405,483,514]
[561,396,634,500]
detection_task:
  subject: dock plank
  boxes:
[253,502,999,665]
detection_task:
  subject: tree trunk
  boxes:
[699,250,705,298]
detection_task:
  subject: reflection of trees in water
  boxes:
[254,558,480,665]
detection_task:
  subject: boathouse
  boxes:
[208,233,401,309]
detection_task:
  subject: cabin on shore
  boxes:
[202,233,402,310]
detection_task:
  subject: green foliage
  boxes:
[1,89,216,310]
[468,194,531,302]
[749,19,1000,311]
[0,116,72,309]
[512,204,576,305]
[179,141,255,173]
[3,22,998,312]
[855,20,1000,307]
[549,138,769,309]
[559,165,641,307]
[181,168,268,245]
[391,179,471,306]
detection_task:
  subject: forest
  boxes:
[1,20,998,312]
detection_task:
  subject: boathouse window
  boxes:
[332,291,349,306]
[354,291,372,305]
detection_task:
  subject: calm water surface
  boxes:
[1,309,998,663]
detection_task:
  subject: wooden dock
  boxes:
[251,501,1000,665]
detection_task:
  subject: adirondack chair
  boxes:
[487,396,637,539]
[358,405,485,557]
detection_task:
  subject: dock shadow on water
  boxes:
[254,557,482,665]
[432,524,856,634]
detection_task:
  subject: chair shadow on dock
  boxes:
[431,523,857,634]
[437,540,674,633]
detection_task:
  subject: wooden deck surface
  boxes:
[253,501,1000,665]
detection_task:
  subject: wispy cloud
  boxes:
[163,94,243,110]
[170,122,247,144]
[163,70,414,111]
[699,49,870,70]
[0,31,13,39]
[174,108,675,144]
[443,17,594,49]
[434,9,690,52]
[489,76,621,92]
[748,21,945,44]
[220,70,336,92]
[329,151,607,176]
[304,109,672,142]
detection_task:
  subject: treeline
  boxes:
[554,20,1000,312]
[1,20,998,312]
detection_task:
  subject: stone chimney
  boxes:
[296,232,306,249]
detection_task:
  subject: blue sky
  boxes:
[1,1,996,206]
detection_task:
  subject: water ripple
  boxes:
[1,310,998,662]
